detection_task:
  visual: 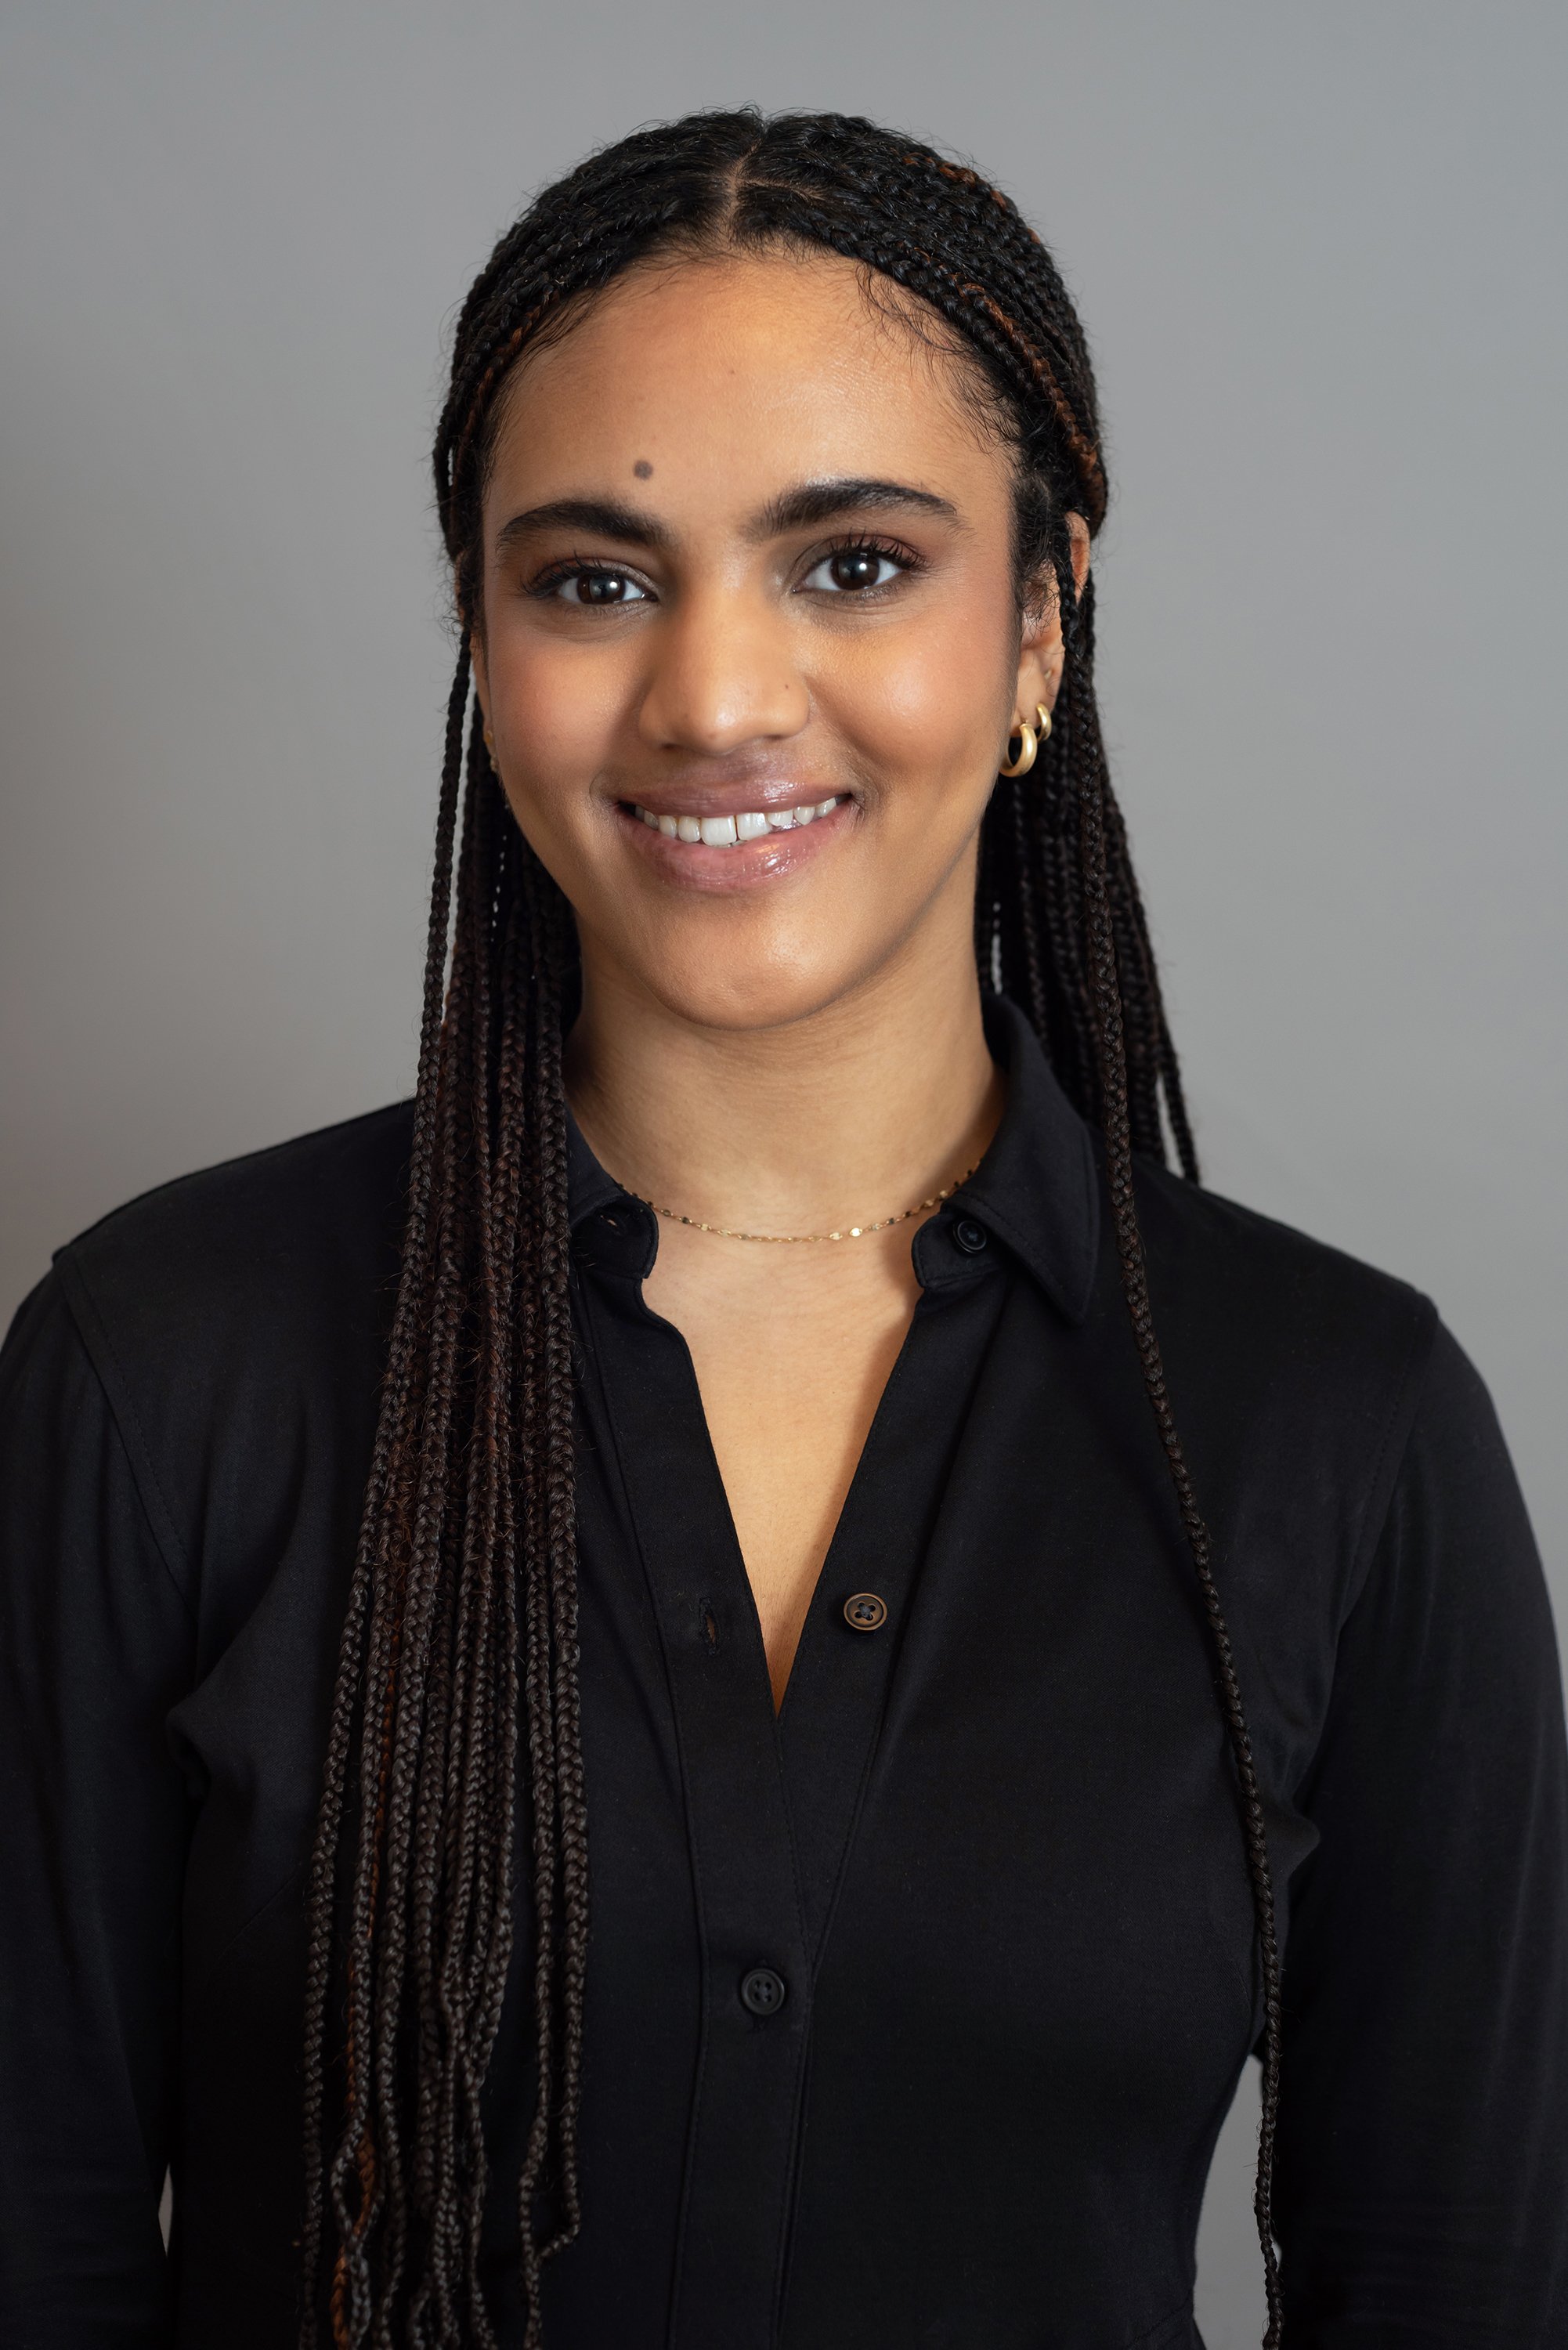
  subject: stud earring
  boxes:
[482,725,499,774]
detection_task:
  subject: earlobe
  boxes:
[468,637,501,774]
[1015,594,1064,733]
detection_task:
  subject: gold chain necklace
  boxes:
[619,1161,981,1245]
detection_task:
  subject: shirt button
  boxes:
[843,1591,888,1632]
[953,1217,988,1255]
[740,1966,787,2017]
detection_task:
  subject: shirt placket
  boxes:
[571,1198,1005,2348]
[575,1225,813,2350]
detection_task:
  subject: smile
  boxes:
[632,797,841,848]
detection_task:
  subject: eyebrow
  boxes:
[493,475,962,557]
[755,476,962,537]
[495,497,674,557]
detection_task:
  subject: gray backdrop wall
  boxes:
[3,3,1564,2339]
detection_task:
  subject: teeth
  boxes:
[633,797,840,847]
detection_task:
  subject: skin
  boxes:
[472,248,1089,1708]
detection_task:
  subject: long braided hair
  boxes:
[299,107,1284,2350]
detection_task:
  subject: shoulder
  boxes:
[57,1097,415,1262]
[1127,1152,1436,1394]
[1112,1157,1445,1619]
[47,1105,414,1553]
[52,1100,414,1368]
[1104,1164,1548,1738]
[3,1104,414,1614]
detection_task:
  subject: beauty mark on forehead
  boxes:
[633,459,653,479]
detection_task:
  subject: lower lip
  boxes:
[613,801,852,892]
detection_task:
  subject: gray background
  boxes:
[2,2,1564,2338]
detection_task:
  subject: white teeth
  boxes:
[634,796,842,846]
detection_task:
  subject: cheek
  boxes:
[827,598,1014,808]
[486,632,624,823]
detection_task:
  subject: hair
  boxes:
[298,107,1284,2350]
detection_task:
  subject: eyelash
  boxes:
[527,533,923,606]
[800,535,920,597]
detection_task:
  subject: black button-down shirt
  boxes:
[2,997,1565,2347]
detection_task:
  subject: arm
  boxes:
[0,1272,196,2347]
[1275,1319,1568,2343]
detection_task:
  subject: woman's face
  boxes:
[473,248,1069,1033]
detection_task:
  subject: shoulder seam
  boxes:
[1342,1289,1441,1624]
[51,1252,197,1620]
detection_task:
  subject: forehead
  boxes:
[483,248,1010,519]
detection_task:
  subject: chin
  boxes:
[631,939,874,1037]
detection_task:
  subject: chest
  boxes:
[641,1225,927,1705]
[565,1259,1289,2122]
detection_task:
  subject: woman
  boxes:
[1,106,1563,2350]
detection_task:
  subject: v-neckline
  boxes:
[602,1253,1007,1957]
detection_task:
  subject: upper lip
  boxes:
[615,779,847,820]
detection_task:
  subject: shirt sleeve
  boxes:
[0,1271,196,2347]
[1274,1316,1568,2343]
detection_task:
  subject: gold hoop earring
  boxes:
[999,715,1038,779]
[482,725,499,774]
[1035,702,1053,743]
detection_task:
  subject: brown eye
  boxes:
[553,568,649,606]
[802,546,905,595]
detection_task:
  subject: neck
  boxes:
[563,926,1003,1238]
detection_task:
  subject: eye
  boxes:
[540,564,650,607]
[800,541,912,595]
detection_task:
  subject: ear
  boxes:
[468,627,491,732]
[1013,513,1092,726]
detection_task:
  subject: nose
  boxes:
[636,581,808,755]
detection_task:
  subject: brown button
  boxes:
[844,1592,887,1632]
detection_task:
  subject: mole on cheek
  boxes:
[633,459,653,479]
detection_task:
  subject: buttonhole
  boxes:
[699,1600,721,1654]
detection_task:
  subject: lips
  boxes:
[631,797,840,848]
[613,789,851,893]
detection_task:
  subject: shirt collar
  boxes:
[565,990,1101,1324]
[565,1114,630,1230]
[944,992,1101,1324]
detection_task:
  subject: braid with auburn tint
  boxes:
[301,108,1282,2348]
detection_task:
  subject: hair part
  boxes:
[300,106,1281,2350]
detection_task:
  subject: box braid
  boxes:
[299,107,1282,2349]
